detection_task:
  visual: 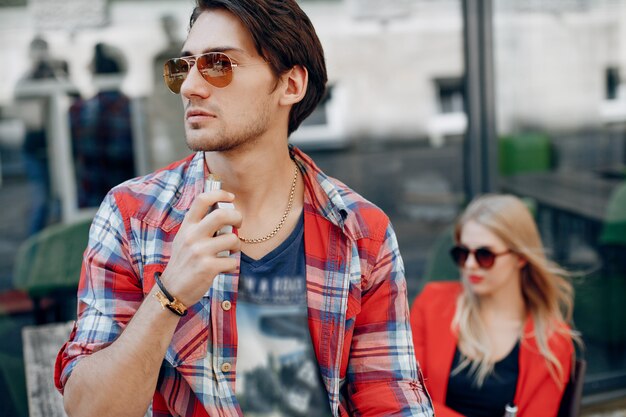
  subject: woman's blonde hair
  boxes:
[451,194,579,387]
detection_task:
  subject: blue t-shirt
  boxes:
[235,213,332,417]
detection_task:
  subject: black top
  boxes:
[445,342,520,417]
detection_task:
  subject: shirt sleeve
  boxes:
[345,221,434,416]
[410,289,427,373]
[54,190,144,392]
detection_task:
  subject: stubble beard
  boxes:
[185,105,272,153]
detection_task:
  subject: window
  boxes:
[435,77,465,114]
[606,67,620,100]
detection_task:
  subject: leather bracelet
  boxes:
[154,272,175,301]
[153,272,188,317]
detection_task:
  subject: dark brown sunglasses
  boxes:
[450,245,512,269]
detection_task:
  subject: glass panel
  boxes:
[303,0,465,302]
[493,0,626,398]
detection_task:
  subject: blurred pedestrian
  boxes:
[22,35,69,80]
[17,35,69,235]
[411,194,580,417]
[69,42,135,208]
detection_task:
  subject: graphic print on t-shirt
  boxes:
[235,214,332,417]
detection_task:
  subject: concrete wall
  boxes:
[494,8,624,133]
[307,2,463,140]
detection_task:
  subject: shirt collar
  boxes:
[167,147,350,234]
[172,152,206,213]
[290,145,349,230]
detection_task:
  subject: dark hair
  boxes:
[93,43,125,75]
[30,35,49,51]
[190,0,327,135]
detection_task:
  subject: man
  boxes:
[17,36,69,234]
[70,42,135,208]
[55,1,433,416]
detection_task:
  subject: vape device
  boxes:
[205,174,235,257]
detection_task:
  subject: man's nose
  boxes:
[180,64,212,99]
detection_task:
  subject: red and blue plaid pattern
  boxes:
[55,147,433,416]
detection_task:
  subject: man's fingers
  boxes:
[208,232,241,256]
[211,257,239,275]
[185,190,235,224]
[193,234,240,273]
[197,206,243,237]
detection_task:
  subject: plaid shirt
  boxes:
[55,147,433,417]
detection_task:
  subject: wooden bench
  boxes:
[22,321,73,417]
[22,321,152,417]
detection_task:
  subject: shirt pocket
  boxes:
[144,263,210,366]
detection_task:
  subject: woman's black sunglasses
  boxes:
[449,245,512,269]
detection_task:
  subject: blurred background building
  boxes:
[0,0,625,415]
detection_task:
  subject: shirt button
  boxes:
[221,300,232,311]
[221,362,232,373]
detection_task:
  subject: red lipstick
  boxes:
[469,275,484,284]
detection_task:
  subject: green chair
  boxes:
[499,133,553,176]
[421,225,459,291]
[580,182,626,347]
[573,271,626,347]
[600,182,626,247]
[13,217,92,324]
[574,181,626,347]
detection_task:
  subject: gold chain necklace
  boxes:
[238,164,299,244]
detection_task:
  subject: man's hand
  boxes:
[161,190,242,306]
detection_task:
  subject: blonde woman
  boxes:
[410,194,578,417]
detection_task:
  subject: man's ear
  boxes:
[278,65,308,106]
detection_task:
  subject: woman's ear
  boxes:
[279,65,308,106]
[517,256,528,269]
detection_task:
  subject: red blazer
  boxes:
[410,282,573,417]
